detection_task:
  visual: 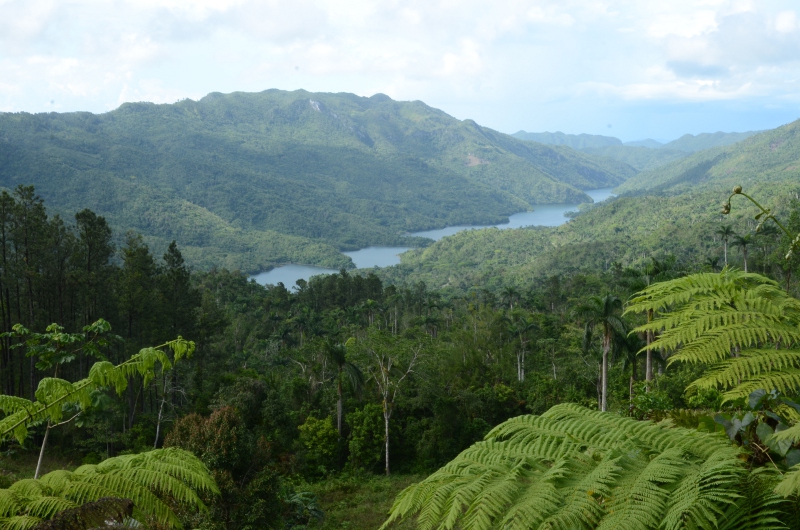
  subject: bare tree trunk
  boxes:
[34,422,51,479]
[154,375,168,448]
[383,405,391,476]
[645,310,653,389]
[601,335,609,412]
[337,370,343,437]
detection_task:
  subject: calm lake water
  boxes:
[252,188,615,287]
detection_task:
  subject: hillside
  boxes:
[511,130,621,149]
[663,130,760,152]
[617,119,800,195]
[0,89,635,272]
[511,129,758,173]
[378,120,800,294]
[580,145,688,172]
[378,183,797,294]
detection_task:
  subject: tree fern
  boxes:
[0,448,217,530]
[382,403,787,530]
[626,269,800,400]
[0,337,194,445]
[30,497,133,530]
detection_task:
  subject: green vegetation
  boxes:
[0,90,635,272]
[0,449,217,529]
[581,145,688,171]
[618,120,800,195]
[3,108,800,528]
[512,129,758,173]
[664,130,761,153]
[383,404,787,530]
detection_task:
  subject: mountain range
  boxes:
[380,119,800,292]
[0,89,635,272]
[512,129,762,172]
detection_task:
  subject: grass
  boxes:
[0,444,81,487]
[305,473,423,529]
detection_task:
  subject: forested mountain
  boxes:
[580,145,688,171]
[0,90,635,272]
[662,130,761,152]
[514,129,760,173]
[511,130,622,149]
[379,121,800,294]
[618,119,800,195]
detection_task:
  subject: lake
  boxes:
[251,187,615,287]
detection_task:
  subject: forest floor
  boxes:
[0,446,81,486]
[305,474,423,529]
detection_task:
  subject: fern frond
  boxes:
[0,338,194,445]
[0,515,41,530]
[0,491,23,518]
[20,498,75,520]
[382,404,770,530]
[0,448,216,529]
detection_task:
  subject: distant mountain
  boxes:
[511,131,622,149]
[624,139,664,148]
[662,131,761,153]
[0,89,635,272]
[617,120,800,195]
[580,145,688,172]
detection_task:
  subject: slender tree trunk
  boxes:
[743,249,748,272]
[723,241,728,266]
[337,368,343,437]
[645,309,653,389]
[383,403,391,476]
[154,375,168,448]
[35,421,51,479]
[601,334,609,412]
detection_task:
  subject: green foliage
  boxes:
[617,122,800,195]
[298,416,339,475]
[0,333,194,444]
[30,497,132,530]
[346,404,384,473]
[0,448,217,529]
[382,403,788,530]
[165,406,287,530]
[0,90,636,271]
[627,269,800,401]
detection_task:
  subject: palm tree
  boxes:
[732,233,753,272]
[715,225,736,266]
[572,294,624,412]
[613,326,642,408]
[704,256,720,272]
[501,286,520,311]
[322,338,364,436]
[503,311,538,382]
[620,256,681,387]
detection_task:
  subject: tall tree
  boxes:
[573,294,624,412]
[322,338,363,436]
[360,332,421,475]
[74,209,115,325]
[715,224,736,267]
[732,233,753,272]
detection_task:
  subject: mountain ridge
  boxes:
[0,89,634,272]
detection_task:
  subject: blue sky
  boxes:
[2,0,800,142]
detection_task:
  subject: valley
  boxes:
[252,188,616,287]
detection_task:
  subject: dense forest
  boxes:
[0,179,800,529]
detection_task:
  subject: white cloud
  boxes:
[775,10,798,33]
[1,0,800,138]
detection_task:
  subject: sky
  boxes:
[2,0,800,142]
